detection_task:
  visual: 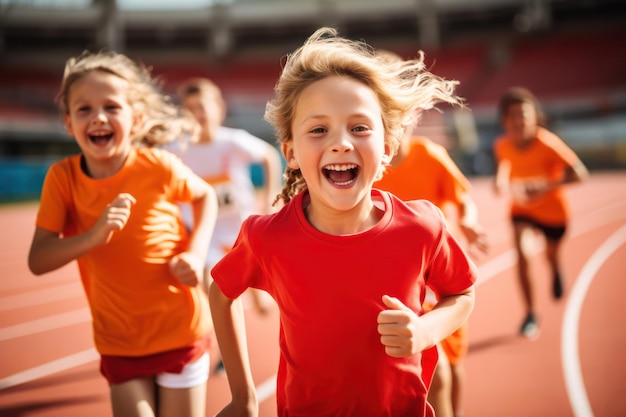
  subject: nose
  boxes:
[92,108,107,125]
[330,130,354,153]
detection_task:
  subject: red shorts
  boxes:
[100,335,211,385]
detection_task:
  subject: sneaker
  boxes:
[519,313,539,339]
[213,359,226,376]
[552,273,563,299]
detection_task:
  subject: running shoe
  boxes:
[519,313,539,339]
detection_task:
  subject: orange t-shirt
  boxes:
[375,136,471,209]
[36,147,212,356]
[493,127,579,225]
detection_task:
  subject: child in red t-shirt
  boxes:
[209,27,477,417]
[493,86,588,339]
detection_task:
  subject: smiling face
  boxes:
[284,75,391,224]
[63,70,137,177]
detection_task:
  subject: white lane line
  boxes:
[561,223,626,417]
[256,374,278,403]
[0,283,84,312]
[0,348,98,390]
[0,308,91,341]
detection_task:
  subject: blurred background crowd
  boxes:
[0,0,624,201]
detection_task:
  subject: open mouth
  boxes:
[323,163,359,186]
[88,131,114,146]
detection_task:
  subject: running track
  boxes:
[1,171,625,417]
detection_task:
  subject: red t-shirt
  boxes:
[211,189,477,417]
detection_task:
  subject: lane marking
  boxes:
[0,348,98,390]
[256,374,277,403]
[561,223,626,417]
[0,283,84,312]
[0,308,91,341]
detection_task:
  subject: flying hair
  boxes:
[265,27,464,204]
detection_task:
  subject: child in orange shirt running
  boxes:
[209,27,476,417]
[493,86,588,339]
[27,50,218,417]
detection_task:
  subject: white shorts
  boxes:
[156,353,209,389]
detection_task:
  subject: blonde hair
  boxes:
[265,27,463,204]
[56,50,196,147]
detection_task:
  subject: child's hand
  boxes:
[91,193,136,246]
[377,295,427,358]
[169,252,204,287]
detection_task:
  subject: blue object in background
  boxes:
[0,160,51,202]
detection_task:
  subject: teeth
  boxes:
[325,164,357,171]
[89,131,112,137]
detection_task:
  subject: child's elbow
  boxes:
[27,257,46,276]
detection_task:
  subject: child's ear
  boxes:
[281,142,299,169]
[63,114,75,138]
[381,141,393,165]
[131,112,144,134]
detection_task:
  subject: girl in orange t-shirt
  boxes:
[28,51,218,417]
[493,87,588,339]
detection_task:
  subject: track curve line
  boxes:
[561,223,626,417]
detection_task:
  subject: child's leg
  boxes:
[513,222,535,313]
[158,384,207,417]
[156,353,209,417]
[450,362,465,417]
[545,237,564,299]
[109,377,157,417]
[427,344,453,417]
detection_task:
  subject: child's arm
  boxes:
[493,159,511,196]
[28,193,136,275]
[377,286,475,358]
[169,174,218,287]
[209,281,259,417]
[258,144,283,213]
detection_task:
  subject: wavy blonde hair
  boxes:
[56,50,197,147]
[265,27,463,204]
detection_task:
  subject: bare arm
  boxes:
[28,193,136,275]
[377,286,475,358]
[258,144,283,213]
[169,175,218,286]
[209,281,259,417]
[493,159,511,196]
[457,196,489,255]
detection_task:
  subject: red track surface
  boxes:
[1,171,625,417]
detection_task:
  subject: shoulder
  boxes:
[135,147,181,165]
[403,198,445,221]
[382,192,447,245]
[384,191,446,227]
[45,154,80,180]
[220,126,259,141]
[535,127,568,149]
[132,147,191,179]
[221,126,270,149]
